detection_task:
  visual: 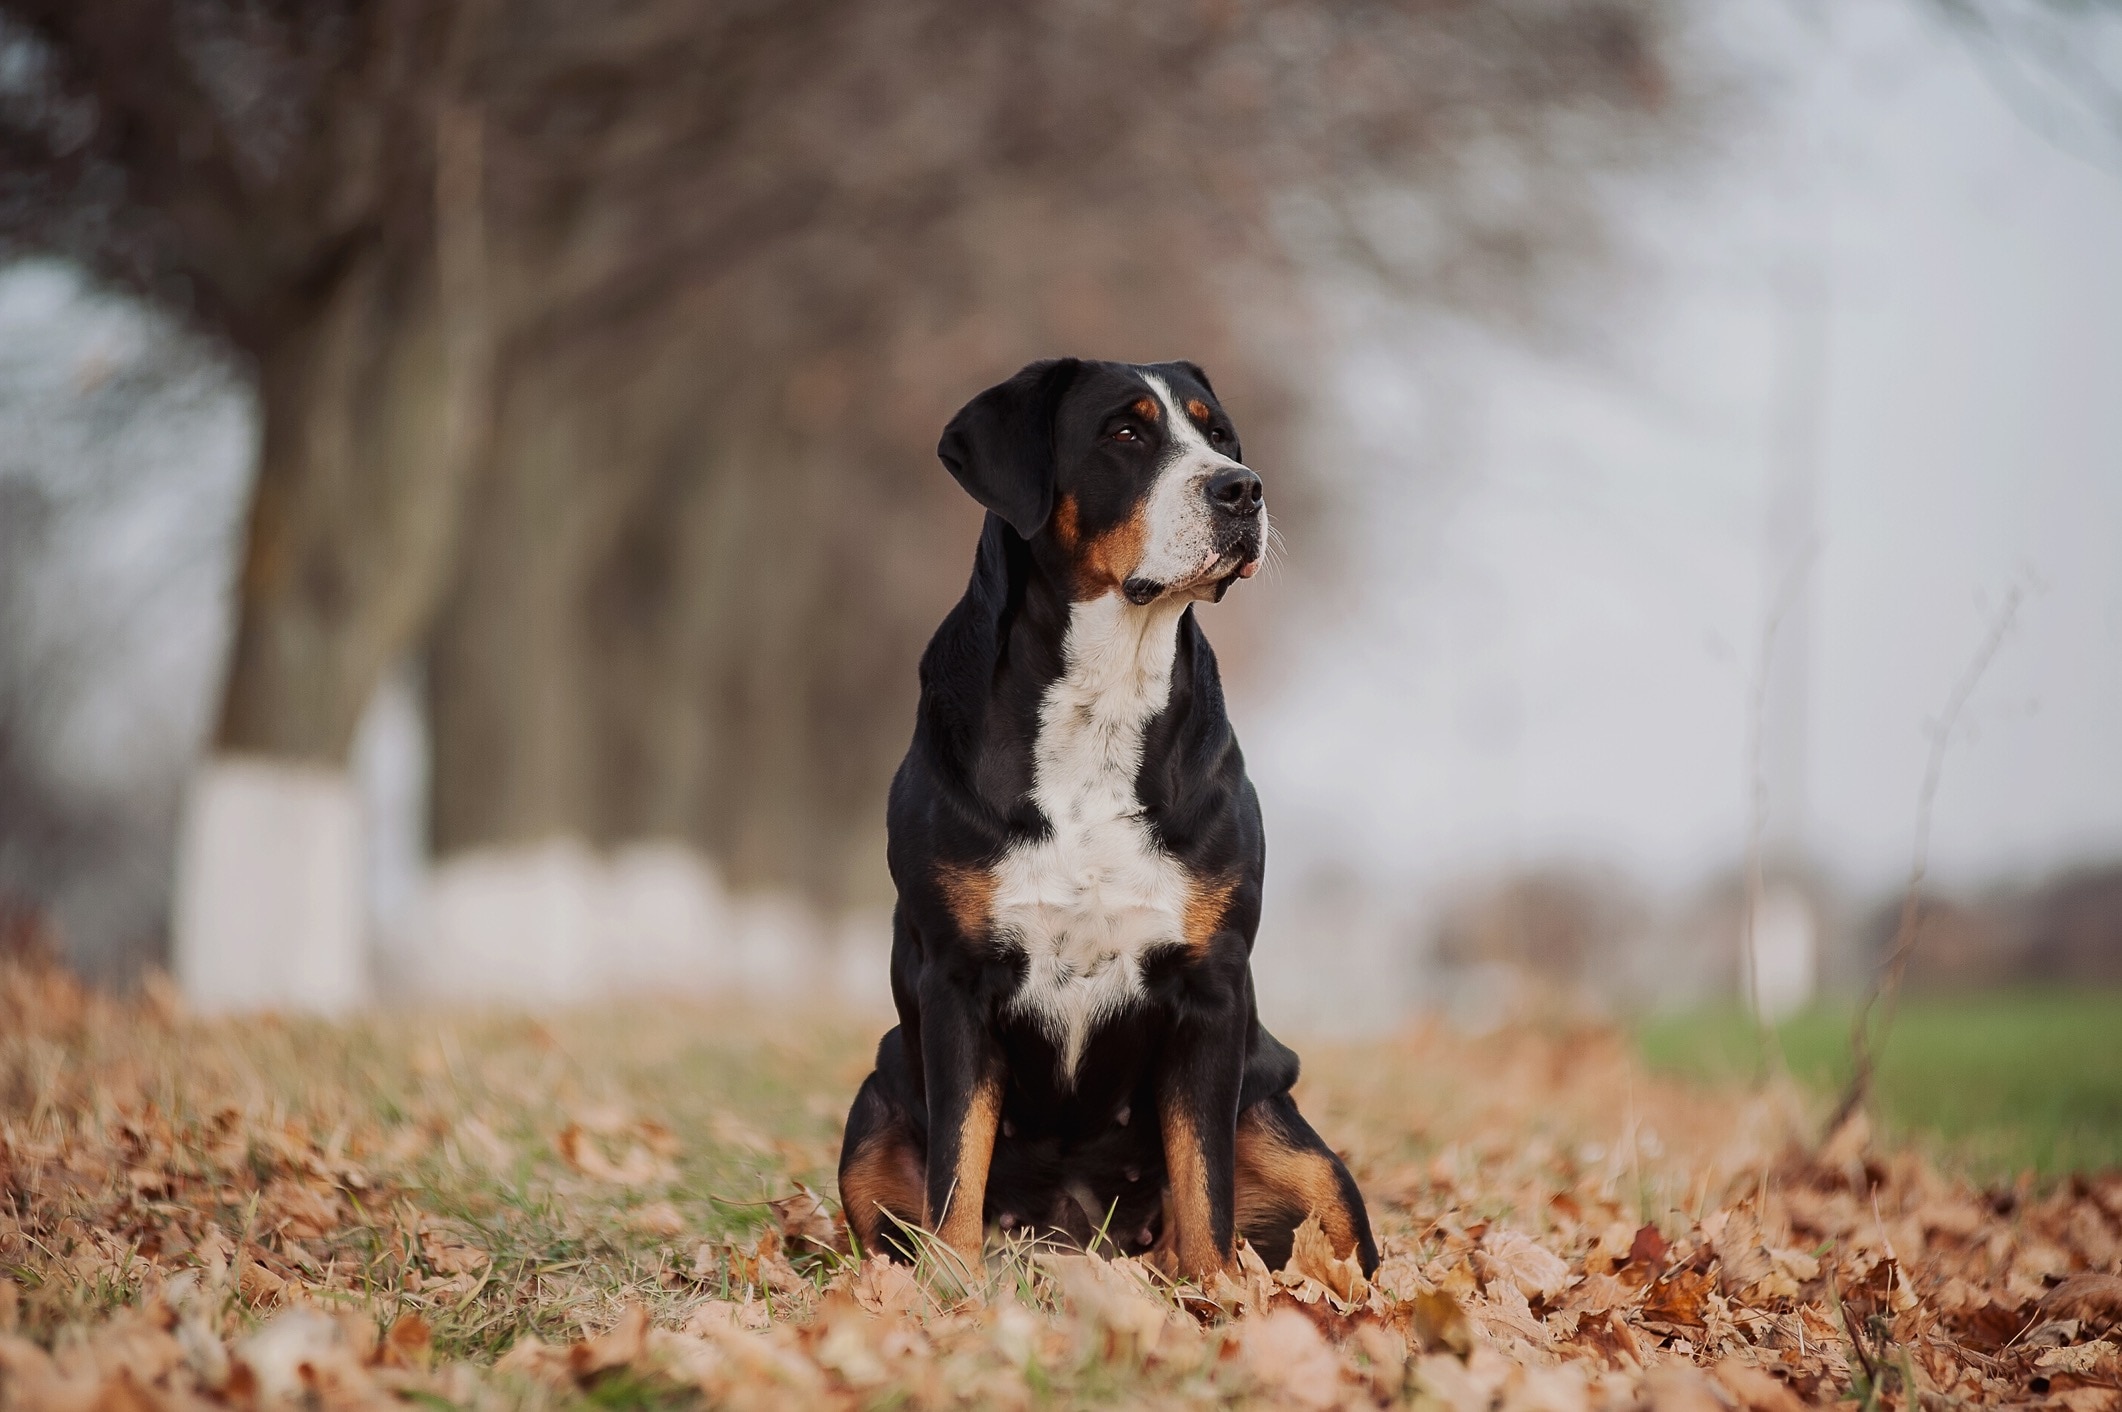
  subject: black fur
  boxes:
[839,359,1377,1276]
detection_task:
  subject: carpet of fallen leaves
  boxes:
[1,952,2119,1410]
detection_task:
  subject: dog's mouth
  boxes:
[1122,543,1261,606]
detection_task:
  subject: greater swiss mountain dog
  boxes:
[837,358,1377,1281]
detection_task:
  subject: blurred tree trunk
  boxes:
[216,252,474,760]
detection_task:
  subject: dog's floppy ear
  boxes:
[937,358,1081,537]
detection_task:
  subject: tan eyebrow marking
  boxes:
[1131,396,1160,422]
[1186,398,1212,424]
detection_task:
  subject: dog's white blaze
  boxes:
[992,591,1193,1083]
[1130,373,1247,590]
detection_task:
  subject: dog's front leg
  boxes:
[1157,966,1247,1280]
[918,971,1005,1265]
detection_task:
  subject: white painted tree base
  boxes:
[174,757,368,1013]
[382,838,892,1010]
[1750,882,1819,1021]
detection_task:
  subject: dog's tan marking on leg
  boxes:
[936,1073,1003,1259]
[935,862,995,940]
[1159,1093,1226,1279]
[1234,1105,1360,1257]
[842,1125,927,1255]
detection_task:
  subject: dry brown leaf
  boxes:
[419,1220,491,1276]
[265,1177,342,1240]
[1712,1358,1808,1412]
[630,1201,689,1239]
[1479,1228,1570,1302]
[767,1185,839,1255]
[232,1307,377,1406]
[1623,1222,1670,1276]
[556,1122,678,1188]
[845,1255,927,1319]
[1044,1254,1182,1357]
[1239,1306,1343,1411]
[1562,1273,1635,1316]
[569,1303,650,1381]
[1279,1211,1371,1305]
[1711,1208,1772,1294]
[1408,1287,1476,1359]
[1644,1364,1728,1412]
[2041,1273,2122,1336]
[2037,1341,2122,1383]
[1640,1263,1714,1328]
[234,1248,288,1308]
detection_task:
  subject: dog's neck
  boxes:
[993,520,1192,706]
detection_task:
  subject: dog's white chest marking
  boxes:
[992,593,1191,1083]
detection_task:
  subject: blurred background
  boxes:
[0,0,2118,1078]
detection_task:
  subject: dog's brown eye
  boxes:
[1208,427,1228,444]
[1112,426,1138,442]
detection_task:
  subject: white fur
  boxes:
[1129,373,1250,592]
[992,592,1193,1083]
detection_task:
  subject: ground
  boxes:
[1640,992,2122,1179]
[1,956,2118,1410]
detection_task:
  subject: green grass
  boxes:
[1636,989,2122,1179]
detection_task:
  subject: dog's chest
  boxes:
[992,596,1190,1082]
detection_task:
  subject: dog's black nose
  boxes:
[1206,466,1264,516]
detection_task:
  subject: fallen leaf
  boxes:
[1711,1209,1771,1294]
[1279,1211,1371,1304]
[630,1201,689,1238]
[1045,1254,1182,1357]
[2041,1273,2122,1336]
[420,1220,491,1276]
[232,1307,374,1405]
[556,1123,678,1188]
[569,1304,650,1381]
[1479,1228,1570,1302]
[1240,1307,1343,1411]
[1640,1264,1714,1328]
[768,1184,840,1255]
[2037,1342,2122,1379]
[1712,1358,1808,1412]
[1408,1288,1476,1359]
[1644,1364,1726,1412]
[381,1313,431,1370]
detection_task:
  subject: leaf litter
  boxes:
[0,952,2117,1407]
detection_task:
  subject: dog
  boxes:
[837,358,1377,1281]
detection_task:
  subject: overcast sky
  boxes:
[1245,0,2122,904]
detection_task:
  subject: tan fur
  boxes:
[1185,398,1212,425]
[1079,511,1148,597]
[1183,874,1238,954]
[1051,494,1081,549]
[936,862,995,939]
[1159,1094,1226,1278]
[1133,396,1161,422]
[1234,1105,1360,1256]
[842,1125,927,1253]
[937,1074,1003,1259]
[1051,492,1151,598]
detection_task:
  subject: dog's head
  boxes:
[938,358,1265,604]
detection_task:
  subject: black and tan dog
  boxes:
[837,358,1376,1281]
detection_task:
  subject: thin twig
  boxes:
[1828,584,2025,1137]
[1740,541,1817,1079]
